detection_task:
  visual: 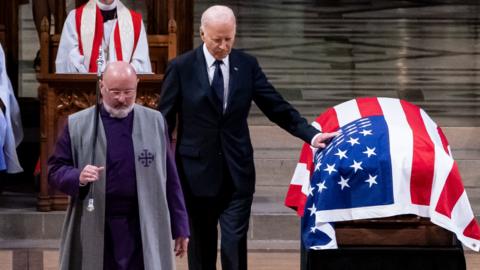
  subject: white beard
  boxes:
[103,102,134,118]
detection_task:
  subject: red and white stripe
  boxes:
[285,97,480,251]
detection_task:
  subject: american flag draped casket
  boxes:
[285,97,480,251]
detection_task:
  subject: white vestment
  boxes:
[55,0,152,73]
[0,45,23,173]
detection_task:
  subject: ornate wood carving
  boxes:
[135,91,161,109]
[56,89,96,113]
[55,89,160,114]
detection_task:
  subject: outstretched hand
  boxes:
[311,132,340,148]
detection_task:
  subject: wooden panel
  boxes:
[0,24,5,46]
[174,0,194,54]
[335,215,456,246]
[75,0,88,7]
[146,0,168,34]
[148,19,177,73]
[54,0,67,34]
[49,35,60,74]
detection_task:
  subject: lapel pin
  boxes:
[234,67,239,71]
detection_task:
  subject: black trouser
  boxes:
[186,169,253,270]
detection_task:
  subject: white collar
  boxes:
[96,0,118,11]
[203,43,229,68]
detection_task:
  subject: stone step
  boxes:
[0,121,477,247]
[250,125,480,154]
[0,210,64,241]
[1,205,479,250]
[251,126,480,185]
[254,156,480,189]
[248,103,480,127]
[0,194,301,243]
[253,180,480,218]
[0,213,301,246]
[250,125,480,216]
[1,190,478,244]
[0,239,301,252]
[250,126,480,162]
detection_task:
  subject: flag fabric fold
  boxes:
[285,97,480,251]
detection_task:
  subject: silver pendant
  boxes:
[87,198,95,212]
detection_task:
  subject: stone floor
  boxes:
[0,250,478,270]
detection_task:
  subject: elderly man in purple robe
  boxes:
[48,61,189,270]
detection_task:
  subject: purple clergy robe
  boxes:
[48,106,189,270]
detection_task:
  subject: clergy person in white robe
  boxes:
[55,0,152,73]
[0,45,23,173]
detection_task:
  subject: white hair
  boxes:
[200,5,236,34]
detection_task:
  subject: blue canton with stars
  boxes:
[302,116,395,249]
[307,116,394,212]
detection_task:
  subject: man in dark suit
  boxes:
[159,5,337,270]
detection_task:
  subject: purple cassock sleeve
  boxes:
[47,124,82,197]
[164,124,190,239]
[48,120,189,238]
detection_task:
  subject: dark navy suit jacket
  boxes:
[159,45,318,197]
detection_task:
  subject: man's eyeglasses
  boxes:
[107,89,136,98]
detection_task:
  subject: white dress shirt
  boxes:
[203,44,229,111]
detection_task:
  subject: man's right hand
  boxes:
[311,132,340,148]
[79,165,104,186]
[174,237,189,258]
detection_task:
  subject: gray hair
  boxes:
[200,5,236,34]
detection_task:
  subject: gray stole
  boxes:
[58,104,174,270]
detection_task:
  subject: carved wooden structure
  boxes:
[306,216,463,269]
[36,3,177,210]
[335,215,456,246]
